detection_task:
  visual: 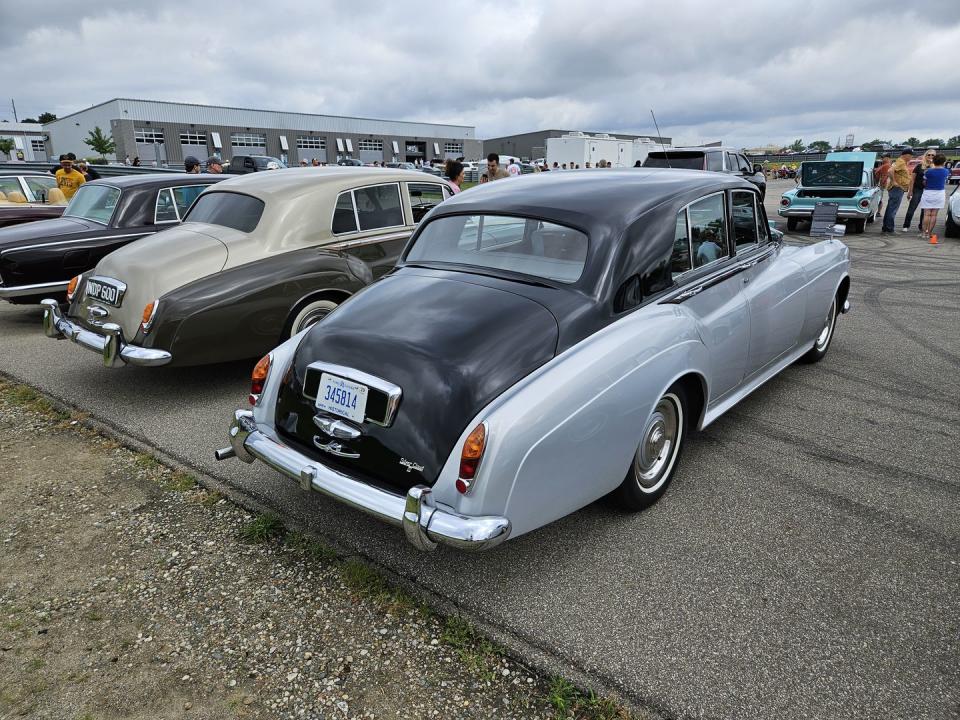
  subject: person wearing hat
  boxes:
[882,148,913,233]
[205,157,224,174]
[54,154,86,199]
[184,156,201,173]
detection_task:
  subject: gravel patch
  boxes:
[0,379,633,720]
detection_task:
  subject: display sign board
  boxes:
[810,202,840,237]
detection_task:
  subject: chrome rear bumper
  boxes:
[217,410,511,552]
[41,299,172,368]
[0,280,69,299]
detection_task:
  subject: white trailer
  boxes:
[546,132,669,169]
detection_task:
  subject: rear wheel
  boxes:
[786,217,799,232]
[284,298,339,339]
[613,384,688,510]
[799,297,837,364]
[849,218,866,234]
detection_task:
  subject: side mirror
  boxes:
[753,164,764,174]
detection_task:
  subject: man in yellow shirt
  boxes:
[54,155,86,199]
[882,148,913,233]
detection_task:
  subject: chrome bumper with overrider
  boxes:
[41,299,172,368]
[216,409,511,552]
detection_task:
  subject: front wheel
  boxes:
[799,297,837,364]
[613,384,688,510]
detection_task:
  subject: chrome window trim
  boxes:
[331,182,406,237]
[302,361,402,428]
[671,190,730,281]
[22,174,59,203]
[154,188,179,224]
[326,230,411,251]
[63,183,123,226]
[167,183,215,220]
[731,189,761,251]
[661,243,777,304]
[0,231,156,256]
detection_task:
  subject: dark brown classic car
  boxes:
[0,173,224,304]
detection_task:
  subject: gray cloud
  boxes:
[3,0,958,147]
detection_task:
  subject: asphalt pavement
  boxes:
[1,179,958,720]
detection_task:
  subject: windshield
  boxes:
[406,214,588,284]
[253,156,285,169]
[64,184,121,224]
[184,191,264,232]
[644,152,705,170]
[801,161,864,187]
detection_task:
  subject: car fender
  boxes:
[779,240,850,341]
[427,301,712,539]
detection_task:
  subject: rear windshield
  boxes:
[406,214,588,284]
[253,156,285,169]
[643,152,705,170]
[801,161,864,187]
[64,184,121,224]
[184,191,264,232]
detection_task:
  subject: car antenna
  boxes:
[650,109,670,168]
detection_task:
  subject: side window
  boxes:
[732,191,759,249]
[354,184,403,231]
[332,191,358,234]
[705,152,723,172]
[725,152,739,171]
[0,177,23,199]
[738,155,752,173]
[671,210,691,278]
[25,176,58,202]
[407,182,445,224]
[172,185,207,217]
[689,193,728,268]
[155,188,179,222]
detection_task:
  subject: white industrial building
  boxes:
[43,98,481,167]
[0,122,50,162]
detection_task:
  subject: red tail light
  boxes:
[780,197,790,206]
[456,423,487,494]
[249,354,271,405]
[858,199,870,208]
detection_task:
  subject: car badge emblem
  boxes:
[399,458,424,473]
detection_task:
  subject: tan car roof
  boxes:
[213,166,436,204]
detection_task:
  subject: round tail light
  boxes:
[780,197,790,206]
[859,199,870,208]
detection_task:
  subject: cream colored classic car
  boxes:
[43,167,452,367]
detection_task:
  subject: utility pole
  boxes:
[10,99,17,122]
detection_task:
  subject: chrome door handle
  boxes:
[742,276,750,284]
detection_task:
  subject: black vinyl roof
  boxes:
[432,168,755,236]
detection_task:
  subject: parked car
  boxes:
[215,169,851,551]
[0,172,68,228]
[338,158,363,167]
[643,146,767,198]
[949,164,960,185]
[385,162,416,171]
[0,174,224,304]
[946,184,959,238]
[226,155,286,174]
[42,168,453,367]
[778,152,880,233]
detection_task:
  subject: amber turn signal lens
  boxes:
[66,275,81,300]
[249,354,271,404]
[457,423,487,494]
[140,300,159,332]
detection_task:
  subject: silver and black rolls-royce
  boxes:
[217,169,851,551]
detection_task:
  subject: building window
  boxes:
[179,131,206,145]
[357,139,383,152]
[297,137,326,149]
[230,132,266,147]
[444,142,463,154]
[135,128,165,144]
[30,139,45,152]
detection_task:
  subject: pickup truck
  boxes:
[226,155,285,174]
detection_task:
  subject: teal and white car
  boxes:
[779,152,880,234]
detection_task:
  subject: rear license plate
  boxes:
[315,373,368,423]
[85,278,123,307]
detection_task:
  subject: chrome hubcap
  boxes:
[816,300,836,351]
[634,394,682,490]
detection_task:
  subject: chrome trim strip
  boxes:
[219,410,510,552]
[326,230,411,251]
[41,299,172,368]
[0,280,69,299]
[0,231,155,256]
[661,245,777,305]
[303,361,402,427]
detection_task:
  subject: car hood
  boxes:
[274,269,560,492]
[0,215,97,253]
[71,225,228,339]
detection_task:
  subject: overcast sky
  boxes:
[3,0,958,147]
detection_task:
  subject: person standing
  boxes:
[903,150,934,232]
[444,159,465,194]
[919,154,949,240]
[479,153,509,183]
[882,149,913,233]
[184,156,201,173]
[506,157,521,177]
[205,157,224,174]
[54,154,86,199]
[874,155,892,220]
[132,156,141,167]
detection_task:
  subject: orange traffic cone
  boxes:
[929,233,938,245]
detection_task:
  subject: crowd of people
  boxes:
[874,148,950,240]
